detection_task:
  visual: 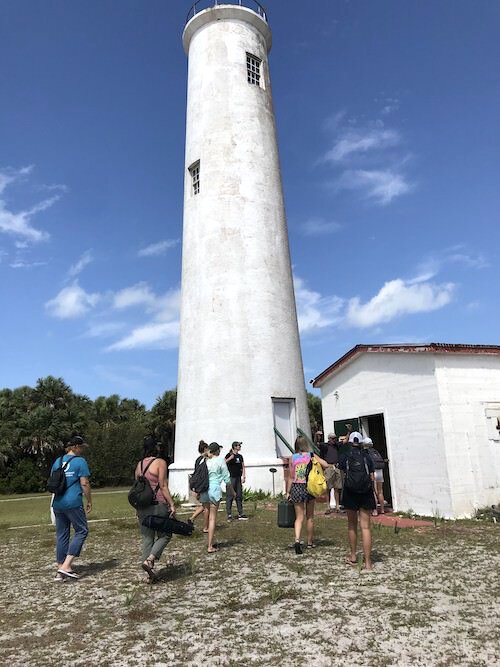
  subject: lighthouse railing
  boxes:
[186,1,268,25]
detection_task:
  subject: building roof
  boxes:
[311,343,500,388]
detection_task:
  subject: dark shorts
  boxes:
[341,487,376,511]
[289,482,314,504]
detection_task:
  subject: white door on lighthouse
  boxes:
[272,398,296,456]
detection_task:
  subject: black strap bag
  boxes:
[345,448,372,494]
[47,456,77,496]
[189,459,209,494]
[142,514,194,537]
[128,458,160,509]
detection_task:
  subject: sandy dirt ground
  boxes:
[0,507,498,666]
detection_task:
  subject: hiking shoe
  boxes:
[238,515,249,521]
[227,516,233,522]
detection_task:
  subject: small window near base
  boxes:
[189,160,200,195]
[246,53,262,87]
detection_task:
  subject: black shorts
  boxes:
[289,482,314,504]
[341,487,376,511]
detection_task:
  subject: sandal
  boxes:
[141,558,155,579]
[306,543,317,549]
[207,547,219,554]
[345,557,357,566]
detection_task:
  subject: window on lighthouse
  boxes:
[189,161,200,195]
[246,53,261,87]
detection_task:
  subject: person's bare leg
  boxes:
[190,505,205,522]
[294,502,304,543]
[60,554,76,572]
[306,499,315,545]
[207,503,218,552]
[377,481,385,513]
[346,509,358,563]
[335,489,342,510]
[359,509,373,570]
[203,506,209,532]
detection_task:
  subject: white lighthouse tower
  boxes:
[168,1,311,496]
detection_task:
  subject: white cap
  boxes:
[362,437,373,446]
[348,431,363,443]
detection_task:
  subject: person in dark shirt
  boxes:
[225,441,248,520]
[189,441,209,531]
[322,433,343,514]
[338,433,375,571]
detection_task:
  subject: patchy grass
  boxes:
[0,502,499,666]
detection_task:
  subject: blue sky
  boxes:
[1,0,499,407]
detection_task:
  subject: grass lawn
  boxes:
[0,487,131,529]
[0,494,499,666]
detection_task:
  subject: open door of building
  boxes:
[272,398,296,457]
[363,413,392,505]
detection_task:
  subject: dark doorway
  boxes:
[364,413,392,505]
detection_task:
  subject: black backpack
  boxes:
[368,448,385,470]
[47,456,77,496]
[344,448,372,494]
[128,458,160,509]
[189,459,209,494]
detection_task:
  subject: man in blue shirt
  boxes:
[51,435,92,581]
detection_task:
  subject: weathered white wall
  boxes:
[319,353,454,517]
[171,6,310,496]
[436,355,500,517]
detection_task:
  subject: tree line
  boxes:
[0,376,322,494]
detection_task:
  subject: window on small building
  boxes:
[485,406,500,441]
[246,53,261,87]
[189,161,200,195]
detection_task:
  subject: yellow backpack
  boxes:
[306,455,327,498]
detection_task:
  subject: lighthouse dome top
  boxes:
[183,1,271,54]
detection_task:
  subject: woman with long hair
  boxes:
[286,436,329,554]
[189,440,209,532]
[134,435,176,581]
[198,442,233,554]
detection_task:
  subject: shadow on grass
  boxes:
[77,558,120,577]
[213,538,244,550]
[153,563,195,583]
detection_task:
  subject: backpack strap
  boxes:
[59,455,80,492]
[140,457,160,499]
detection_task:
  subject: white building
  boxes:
[312,343,500,519]
[169,2,310,497]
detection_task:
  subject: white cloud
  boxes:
[346,279,454,328]
[324,128,400,162]
[68,250,93,277]
[301,217,341,236]
[294,275,343,333]
[0,165,60,243]
[107,283,181,350]
[107,321,179,351]
[113,282,156,310]
[83,321,126,338]
[415,247,490,281]
[45,282,100,319]
[138,239,179,257]
[335,169,412,205]
[447,252,489,269]
[10,260,48,269]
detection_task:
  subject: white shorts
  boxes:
[374,469,384,483]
